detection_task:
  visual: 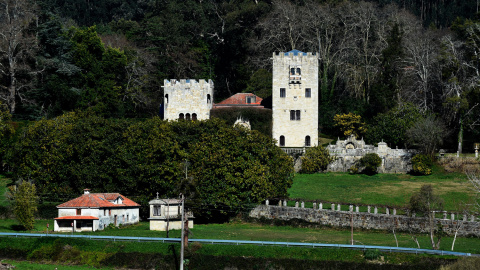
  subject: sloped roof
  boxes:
[57,193,140,208]
[214,93,263,107]
[55,216,99,220]
[285,49,307,56]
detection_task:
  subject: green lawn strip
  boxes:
[289,171,473,210]
[2,220,479,254]
[2,259,115,270]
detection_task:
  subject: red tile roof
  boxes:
[55,216,99,220]
[214,93,263,108]
[57,193,140,208]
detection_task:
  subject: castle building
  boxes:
[162,79,214,120]
[272,50,318,147]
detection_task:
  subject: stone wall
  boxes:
[326,135,414,173]
[250,202,480,237]
[163,79,213,121]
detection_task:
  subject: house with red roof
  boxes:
[54,189,140,232]
[213,93,263,108]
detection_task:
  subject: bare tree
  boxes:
[0,0,38,114]
[466,170,480,211]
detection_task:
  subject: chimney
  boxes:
[84,189,90,195]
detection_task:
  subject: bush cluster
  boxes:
[411,154,433,175]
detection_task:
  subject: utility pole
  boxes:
[180,193,185,270]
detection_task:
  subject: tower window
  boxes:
[305,88,311,98]
[305,136,311,146]
[296,68,301,75]
[280,136,285,146]
[280,88,286,98]
[179,113,185,120]
[207,94,211,104]
[186,113,191,121]
[165,94,169,103]
[192,113,197,121]
[291,110,300,120]
[290,68,295,75]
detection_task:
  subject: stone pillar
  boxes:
[313,202,316,210]
[295,201,299,208]
[443,212,447,220]
[283,200,287,207]
[331,204,335,211]
[451,213,455,220]
[349,205,353,212]
[367,206,371,213]
[374,207,378,214]
[319,203,323,210]
[278,200,282,206]
[463,215,467,221]
[301,202,305,208]
[386,208,389,215]
[266,200,269,206]
[471,215,475,222]
[356,206,359,213]
[337,204,341,211]
[393,209,396,215]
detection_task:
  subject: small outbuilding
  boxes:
[148,197,194,231]
[54,189,140,232]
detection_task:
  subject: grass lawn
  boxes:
[1,219,479,254]
[1,260,115,270]
[288,167,474,210]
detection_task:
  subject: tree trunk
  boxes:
[457,117,463,155]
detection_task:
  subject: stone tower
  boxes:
[163,79,214,120]
[272,50,318,147]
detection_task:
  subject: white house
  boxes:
[54,189,140,232]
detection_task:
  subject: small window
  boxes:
[76,209,81,215]
[247,97,251,104]
[290,110,295,120]
[290,68,295,75]
[192,113,197,121]
[305,88,311,98]
[280,88,286,98]
[165,94,169,103]
[296,68,301,75]
[305,136,311,146]
[280,136,285,146]
[207,94,211,103]
[290,110,301,121]
[186,113,191,121]
[179,113,184,120]
[296,110,301,120]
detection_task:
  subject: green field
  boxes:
[288,169,474,210]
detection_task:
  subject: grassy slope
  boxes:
[288,167,473,210]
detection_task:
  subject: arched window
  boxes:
[165,94,169,103]
[290,68,295,75]
[186,113,191,120]
[179,113,184,120]
[207,94,211,103]
[296,68,301,75]
[305,136,311,147]
[192,113,197,121]
[280,136,285,146]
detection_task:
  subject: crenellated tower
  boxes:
[272,50,318,147]
[162,79,214,120]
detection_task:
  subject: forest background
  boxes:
[1,0,480,220]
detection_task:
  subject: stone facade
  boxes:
[272,50,318,147]
[163,79,213,121]
[326,135,414,173]
[250,203,480,237]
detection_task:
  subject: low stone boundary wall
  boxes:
[249,201,480,237]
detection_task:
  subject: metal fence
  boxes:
[0,232,474,257]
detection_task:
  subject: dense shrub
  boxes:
[358,153,382,175]
[8,112,293,220]
[364,249,382,260]
[301,145,333,173]
[411,154,433,175]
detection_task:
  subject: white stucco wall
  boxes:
[55,207,139,232]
